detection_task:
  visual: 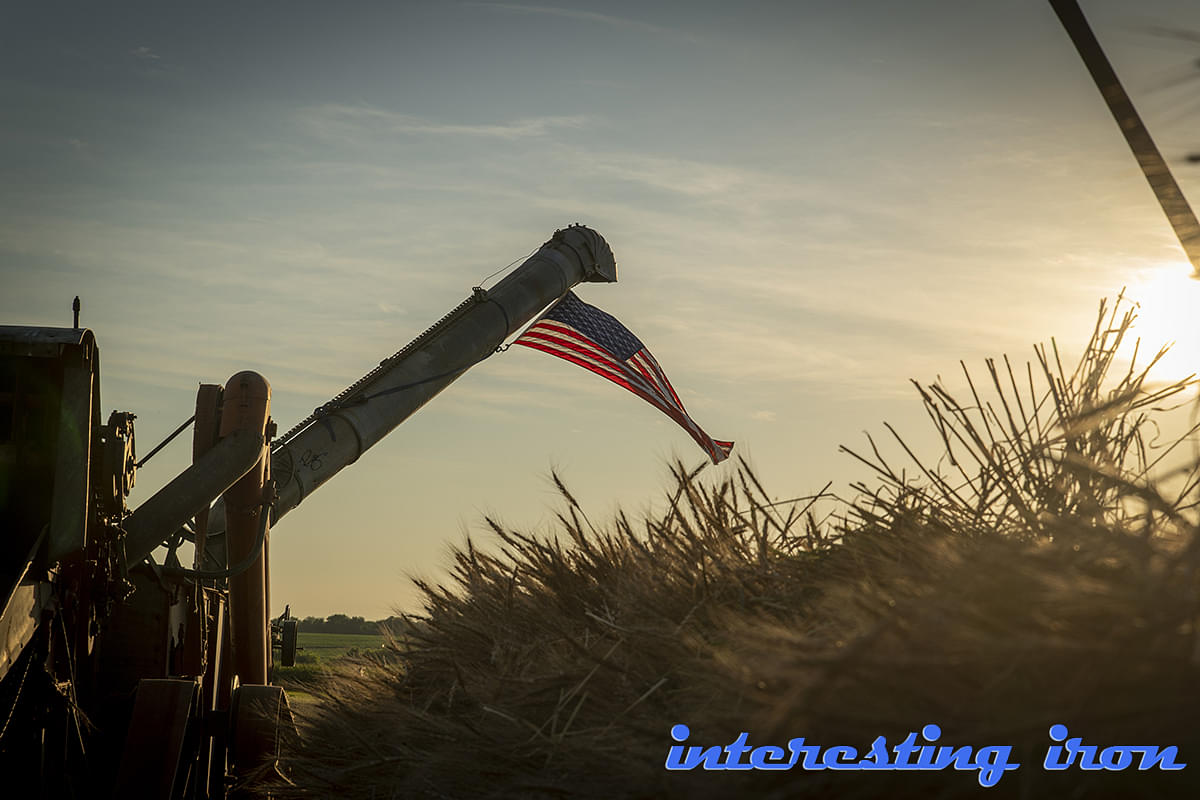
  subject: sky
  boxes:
[4,0,1199,618]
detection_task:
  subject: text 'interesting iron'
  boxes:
[665,723,1186,787]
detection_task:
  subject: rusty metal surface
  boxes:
[113,678,201,799]
[121,428,265,567]
[219,371,271,688]
[0,576,53,684]
[47,361,94,564]
[98,411,138,518]
[196,590,227,800]
[192,384,223,570]
[229,684,295,775]
[0,326,95,358]
[0,228,618,795]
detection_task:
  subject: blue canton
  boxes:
[543,292,644,360]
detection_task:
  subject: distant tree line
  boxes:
[296,613,404,635]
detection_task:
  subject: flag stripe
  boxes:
[630,351,684,412]
[517,327,659,398]
[521,326,699,432]
[518,329,725,462]
[514,292,733,464]
[520,330,713,446]
[636,351,685,409]
[518,336,715,454]
[517,334,647,398]
[518,331,696,430]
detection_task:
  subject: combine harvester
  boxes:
[0,225,616,798]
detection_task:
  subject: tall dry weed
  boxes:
[272,297,1200,799]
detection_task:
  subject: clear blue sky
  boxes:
[4,1,1199,617]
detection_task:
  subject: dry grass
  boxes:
[268,297,1200,799]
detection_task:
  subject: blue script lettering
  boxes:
[748,745,793,770]
[891,731,920,768]
[859,736,892,769]
[821,745,859,769]
[1043,725,1187,772]
[664,723,1020,786]
[786,738,825,771]
[665,724,725,770]
[666,725,803,771]
[914,724,942,767]
[974,746,1020,788]
[722,732,754,770]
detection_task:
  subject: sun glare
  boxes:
[1123,262,1200,382]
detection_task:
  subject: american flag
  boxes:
[514,292,734,464]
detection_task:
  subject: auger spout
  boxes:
[267,224,615,526]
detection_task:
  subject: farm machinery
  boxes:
[0,225,617,797]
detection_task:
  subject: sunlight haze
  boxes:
[4,0,1199,617]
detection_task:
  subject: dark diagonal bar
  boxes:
[1050,0,1200,275]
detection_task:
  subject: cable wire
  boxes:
[162,499,271,581]
[478,246,538,289]
[136,414,196,469]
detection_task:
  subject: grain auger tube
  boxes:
[0,224,617,799]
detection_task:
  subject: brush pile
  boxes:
[272,298,1200,799]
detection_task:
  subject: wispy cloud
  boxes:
[580,152,773,199]
[130,46,159,61]
[467,3,700,42]
[299,104,594,143]
[62,138,93,161]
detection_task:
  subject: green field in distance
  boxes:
[274,631,385,687]
[297,631,384,658]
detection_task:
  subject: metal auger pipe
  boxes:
[202,226,616,548]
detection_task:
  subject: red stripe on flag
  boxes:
[517,335,703,437]
[514,308,733,465]
[517,329,648,394]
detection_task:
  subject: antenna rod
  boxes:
[1049,0,1200,275]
